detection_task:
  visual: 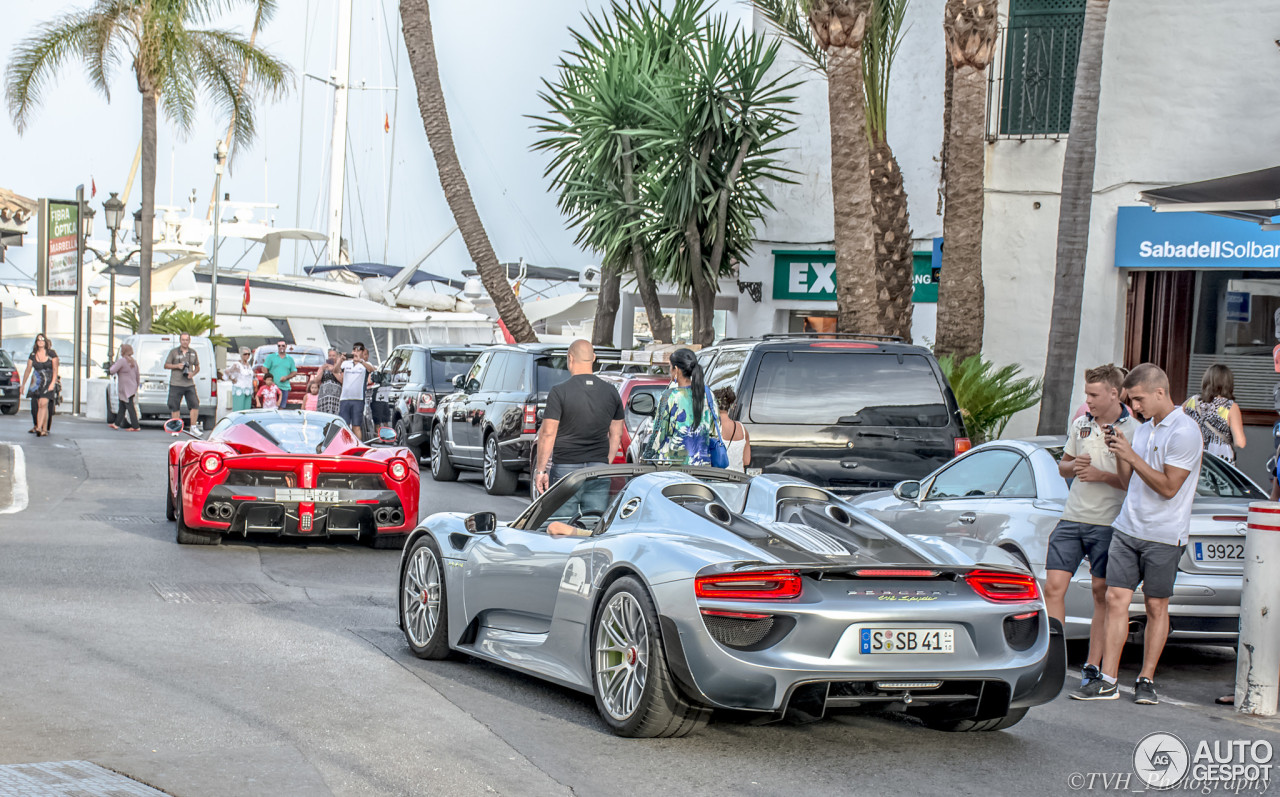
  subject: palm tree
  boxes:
[6,0,291,334]
[808,0,881,335]
[756,0,913,340]
[934,0,998,361]
[1036,0,1111,434]
[400,0,536,343]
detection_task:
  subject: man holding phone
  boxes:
[339,342,376,439]
[1073,363,1203,705]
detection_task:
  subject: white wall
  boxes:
[984,0,1280,438]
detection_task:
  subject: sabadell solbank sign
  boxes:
[1115,205,1280,268]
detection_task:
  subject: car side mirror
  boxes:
[392,372,409,386]
[379,426,396,441]
[452,374,465,390]
[628,392,656,417]
[464,511,497,534]
[893,480,922,502]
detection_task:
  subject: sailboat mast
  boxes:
[327,0,353,264]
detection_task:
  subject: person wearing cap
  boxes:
[224,346,256,412]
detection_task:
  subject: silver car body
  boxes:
[399,465,1065,722]
[851,438,1262,642]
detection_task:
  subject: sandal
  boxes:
[1216,694,1235,705]
[108,424,119,430]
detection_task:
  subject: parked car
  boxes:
[252,344,326,407]
[0,350,19,414]
[399,464,1064,737]
[630,334,969,493]
[165,409,419,547]
[429,343,620,495]
[600,374,669,464]
[851,437,1263,643]
[373,344,481,461]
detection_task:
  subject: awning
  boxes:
[1139,166,1280,229]
[463,262,580,282]
[305,262,465,289]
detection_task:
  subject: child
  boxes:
[256,373,283,410]
[303,380,319,411]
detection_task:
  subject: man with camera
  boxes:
[164,332,201,434]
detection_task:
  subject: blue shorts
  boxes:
[339,399,363,428]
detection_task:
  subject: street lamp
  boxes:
[211,140,227,329]
[86,191,141,362]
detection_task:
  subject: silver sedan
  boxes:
[851,437,1262,644]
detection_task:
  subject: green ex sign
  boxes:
[771,250,936,303]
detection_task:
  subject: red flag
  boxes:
[496,318,516,344]
[384,113,390,133]
[90,177,96,198]
[241,277,251,314]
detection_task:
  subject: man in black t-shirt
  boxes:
[534,340,624,514]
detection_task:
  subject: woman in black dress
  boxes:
[20,333,58,436]
[313,348,343,415]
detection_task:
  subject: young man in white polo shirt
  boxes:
[1046,364,1138,691]
[1072,363,1203,705]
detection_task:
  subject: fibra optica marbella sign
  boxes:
[1115,205,1280,268]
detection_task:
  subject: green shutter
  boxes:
[999,0,1086,137]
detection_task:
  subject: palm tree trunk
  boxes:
[621,139,671,343]
[827,47,879,336]
[592,263,620,346]
[1037,0,1110,434]
[400,0,536,342]
[871,138,914,340]
[138,87,158,334]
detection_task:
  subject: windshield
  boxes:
[749,352,949,427]
[136,340,178,374]
[243,414,348,453]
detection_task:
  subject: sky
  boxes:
[0,0,751,286]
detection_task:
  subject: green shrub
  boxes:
[938,355,1042,445]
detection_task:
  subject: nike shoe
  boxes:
[1081,663,1101,688]
[1070,679,1119,700]
[192,423,204,436]
[1134,677,1159,705]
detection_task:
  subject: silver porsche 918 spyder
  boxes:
[397,465,1065,738]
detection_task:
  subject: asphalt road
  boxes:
[1,414,1278,797]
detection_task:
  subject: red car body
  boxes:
[599,374,669,464]
[166,409,419,545]
[252,345,326,407]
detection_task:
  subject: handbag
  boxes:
[706,386,730,469]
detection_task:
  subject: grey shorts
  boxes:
[168,384,199,413]
[1046,520,1113,577]
[1105,531,1184,599]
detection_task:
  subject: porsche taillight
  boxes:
[522,404,537,435]
[694,570,802,601]
[416,392,436,414]
[965,570,1040,603]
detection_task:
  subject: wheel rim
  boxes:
[484,438,496,490]
[594,592,649,721]
[402,545,442,647]
[430,428,442,474]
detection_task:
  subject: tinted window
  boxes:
[495,354,528,393]
[0,350,13,368]
[465,352,492,391]
[706,349,748,392]
[481,353,511,390]
[748,352,948,426]
[536,355,572,394]
[430,351,477,388]
[999,458,1037,497]
[1198,456,1266,499]
[927,449,1023,499]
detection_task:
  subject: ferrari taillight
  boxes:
[416,392,436,414]
[694,570,802,601]
[522,404,537,435]
[199,453,223,474]
[965,570,1040,603]
[387,459,408,481]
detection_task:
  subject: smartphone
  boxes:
[1104,424,1116,436]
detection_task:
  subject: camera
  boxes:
[181,364,191,379]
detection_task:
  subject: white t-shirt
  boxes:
[224,361,255,391]
[340,361,369,401]
[1111,407,1204,546]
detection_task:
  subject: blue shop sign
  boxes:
[1115,206,1280,269]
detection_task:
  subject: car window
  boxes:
[537,474,631,532]
[0,350,13,368]
[623,385,666,432]
[243,415,349,453]
[465,352,492,392]
[748,351,949,426]
[480,352,509,390]
[536,354,572,394]
[927,449,1023,499]
[431,351,477,388]
[705,349,747,392]
[495,353,528,393]
[1198,456,1266,499]
[998,458,1037,497]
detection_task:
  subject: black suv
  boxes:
[689,334,969,494]
[0,350,18,415]
[375,345,482,461]
[430,343,620,495]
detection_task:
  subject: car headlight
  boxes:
[200,453,223,474]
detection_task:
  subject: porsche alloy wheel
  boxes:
[401,537,450,659]
[591,577,710,738]
[482,435,516,496]
[430,425,458,482]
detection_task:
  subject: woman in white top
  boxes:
[713,387,750,472]
[223,347,257,412]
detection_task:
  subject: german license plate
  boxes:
[860,628,954,654]
[1192,539,1244,562]
[275,488,339,503]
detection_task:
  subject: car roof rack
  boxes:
[760,332,906,342]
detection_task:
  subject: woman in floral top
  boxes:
[1183,363,1246,463]
[641,348,722,465]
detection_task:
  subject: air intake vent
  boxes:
[702,613,775,648]
[1003,611,1040,651]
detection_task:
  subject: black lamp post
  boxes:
[87,192,141,361]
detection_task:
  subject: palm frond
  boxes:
[5,9,102,130]
[938,354,1043,444]
[751,0,825,72]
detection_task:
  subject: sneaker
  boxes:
[1081,663,1101,688]
[1134,677,1159,705]
[1070,678,1119,700]
[192,424,204,436]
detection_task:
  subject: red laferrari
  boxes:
[166,409,419,547]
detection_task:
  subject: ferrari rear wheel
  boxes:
[174,488,221,546]
[430,425,458,482]
[401,537,451,659]
[592,577,710,738]
[483,435,517,496]
[922,707,1028,732]
[165,473,176,522]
